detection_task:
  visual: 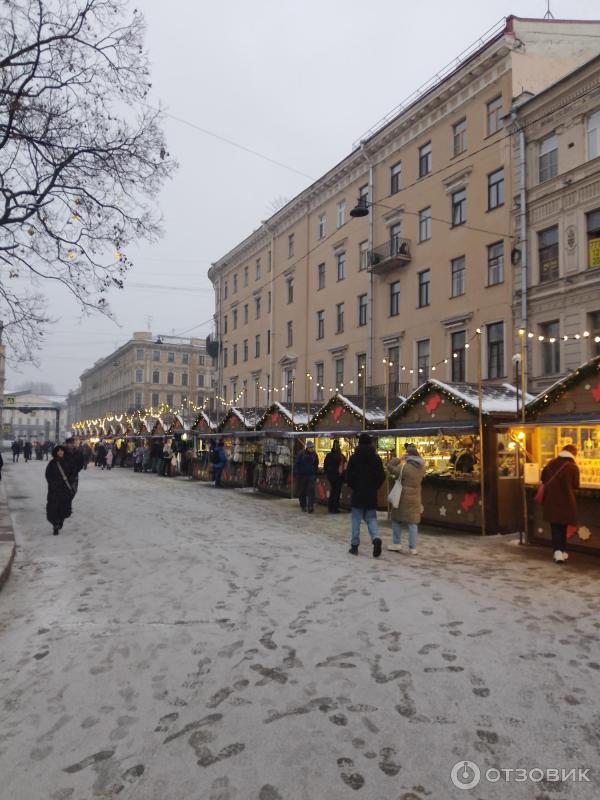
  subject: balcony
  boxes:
[369,238,411,274]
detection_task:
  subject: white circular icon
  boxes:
[451,760,481,790]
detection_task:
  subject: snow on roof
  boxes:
[402,380,533,414]
[269,401,311,426]
[527,354,600,410]
[316,393,386,423]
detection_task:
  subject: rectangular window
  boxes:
[268,250,272,272]
[337,200,346,228]
[268,291,272,313]
[453,118,467,156]
[135,368,143,383]
[589,311,600,356]
[486,96,504,136]
[417,340,430,381]
[134,391,142,408]
[487,322,505,379]
[197,392,204,406]
[223,316,228,335]
[359,240,369,271]
[419,207,431,242]
[387,346,399,391]
[224,280,228,299]
[540,320,560,375]
[288,234,294,257]
[452,189,466,226]
[233,308,238,329]
[390,281,400,316]
[166,393,173,408]
[418,141,432,177]
[152,370,160,383]
[358,294,368,326]
[244,304,248,324]
[287,321,293,347]
[232,381,237,401]
[390,222,402,255]
[418,269,430,308]
[487,241,504,286]
[181,373,188,386]
[255,296,261,319]
[256,258,261,280]
[318,213,326,239]
[539,134,558,182]
[538,226,559,282]
[222,386,227,403]
[243,266,248,287]
[318,262,326,289]
[586,210,600,268]
[167,371,174,386]
[336,302,345,333]
[359,184,369,204]
[451,331,466,382]
[335,358,344,388]
[357,353,366,395]
[488,168,504,210]
[182,353,189,365]
[243,339,248,362]
[390,161,402,194]
[153,349,160,362]
[198,354,204,366]
[287,277,294,303]
[316,362,324,401]
[136,348,144,360]
[233,273,238,293]
[255,334,261,358]
[197,373,205,388]
[152,392,159,407]
[317,310,325,339]
[587,109,600,160]
[267,329,271,355]
[451,256,465,297]
[336,251,346,281]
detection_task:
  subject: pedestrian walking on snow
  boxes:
[64,437,84,495]
[541,443,580,563]
[23,440,32,462]
[45,445,74,535]
[211,439,227,487]
[345,432,386,557]
[324,439,346,513]
[387,444,426,555]
[295,441,319,513]
[105,447,114,470]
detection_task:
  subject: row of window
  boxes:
[535,314,600,376]
[537,209,600,281]
[138,370,206,388]
[134,348,205,366]
[538,109,600,184]
[222,331,272,368]
[133,392,207,409]
[222,253,273,299]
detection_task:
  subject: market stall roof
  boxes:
[217,406,266,432]
[257,402,311,430]
[392,379,530,421]
[311,393,387,430]
[191,411,219,432]
[526,354,600,417]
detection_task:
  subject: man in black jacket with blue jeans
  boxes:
[345,433,386,557]
[295,441,319,513]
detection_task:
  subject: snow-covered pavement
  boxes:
[1,460,600,800]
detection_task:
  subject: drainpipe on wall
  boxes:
[360,142,375,389]
[512,111,529,391]
[262,221,276,406]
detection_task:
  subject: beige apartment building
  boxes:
[208,16,600,408]
[511,53,600,394]
[77,332,215,421]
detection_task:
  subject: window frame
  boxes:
[390,161,402,194]
[318,213,326,240]
[358,293,368,327]
[288,233,294,258]
[418,141,432,178]
[487,168,504,210]
[336,302,345,334]
[452,118,467,156]
[487,241,505,287]
[318,262,326,289]
[390,281,400,317]
[451,330,466,382]
[416,339,430,381]
[337,200,346,228]
[587,109,600,160]
[418,207,431,242]
[287,320,293,347]
[539,133,558,183]
[486,322,505,379]
[538,226,559,283]
[540,320,560,376]
[451,188,466,227]
[417,269,430,308]
[486,95,504,136]
[317,310,325,340]
[336,251,346,282]
[451,256,465,297]
[287,277,294,303]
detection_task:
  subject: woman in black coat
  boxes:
[45,445,74,535]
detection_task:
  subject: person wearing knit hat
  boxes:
[540,443,580,563]
[344,433,386,557]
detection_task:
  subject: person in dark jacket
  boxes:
[64,437,84,495]
[212,439,227,487]
[45,445,74,535]
[324,439,346,513]
[11,440,21,462]
[295,441,319,512]
[541,443,580,563]
[0,451,3,480]
[344,432,386,557]
[23,440,32,462]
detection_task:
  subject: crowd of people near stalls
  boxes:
[10,440,55,462]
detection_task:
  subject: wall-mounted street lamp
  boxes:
[350,196,369,218]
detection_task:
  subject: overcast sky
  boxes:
[7,0,600,395]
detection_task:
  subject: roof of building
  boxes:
[397,380,533,416]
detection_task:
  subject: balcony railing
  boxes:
[369,238,411,273]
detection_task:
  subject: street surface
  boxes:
[1,461,600,800]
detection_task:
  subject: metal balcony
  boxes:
[369,238,411,273]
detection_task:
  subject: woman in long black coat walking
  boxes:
[45,445,74,535]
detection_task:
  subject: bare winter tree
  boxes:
[0,0,176,361]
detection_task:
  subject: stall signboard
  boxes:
[311,395,375,432]
[219,409,247,433]
[258,408,290,431]
[589,238,600,269]
[389,385,477,426]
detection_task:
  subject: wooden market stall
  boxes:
[190,411,219,481]
[521,355,600,554]
[388,380,526,534]
[216,407,264,488]
[254,402,310,495]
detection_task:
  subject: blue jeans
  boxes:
[392,521,418,549]
[351,508,379,547]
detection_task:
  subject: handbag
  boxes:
[533,461,569,505]
[56,462,74,495]
[387,463,404,508]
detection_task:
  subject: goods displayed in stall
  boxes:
[255,402,309,494]
[521,355,600,553]
[216,407,265,487]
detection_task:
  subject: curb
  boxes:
[0,480,16,591]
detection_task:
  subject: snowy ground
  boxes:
[1,461,600,800]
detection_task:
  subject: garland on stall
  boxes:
[390,379,481,424]
[527,355,600,416]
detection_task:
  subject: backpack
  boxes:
[210,449,220,464]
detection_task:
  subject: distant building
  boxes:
[76,332,216,421]
[65,388,82,434]
[1,391,67,442]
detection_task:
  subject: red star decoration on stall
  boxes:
[425,393,442,415]
[460,492,478,512]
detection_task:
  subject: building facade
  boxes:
[208,16,600,409]
[1,391,67,442]
[511,54,600,393]
[77,332,216,421]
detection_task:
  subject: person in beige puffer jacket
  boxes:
[387,444,426,554]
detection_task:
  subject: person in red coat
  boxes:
[541,443,579,563]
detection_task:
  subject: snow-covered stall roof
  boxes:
[258,402,311,428]
[218,407,266,432]
[527,354,600,414]
[311,393,387,428]
[398,380,533,416]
